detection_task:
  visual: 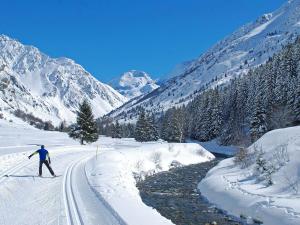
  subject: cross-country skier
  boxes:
[28,145,56,177]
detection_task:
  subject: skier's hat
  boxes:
[41,145,45,148]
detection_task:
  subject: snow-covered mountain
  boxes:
[109,70,159,100]
[109,0,300,121]
[0,35,127,125]
[163,60,194,81]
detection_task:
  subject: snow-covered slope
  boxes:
[199,126,300,225]
[110,0,300,121]
[110,70,159,99]
[0,35,127,125]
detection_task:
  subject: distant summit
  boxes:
[109,0,300,121]
[110,70,159,99]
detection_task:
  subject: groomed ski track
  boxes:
[0,149,125,225]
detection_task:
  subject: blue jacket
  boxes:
[31,148,49,161]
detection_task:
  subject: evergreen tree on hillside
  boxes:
[134,111,147,142]
[209,89,222,138]
[112,121,122,138]
[161,107,185,142]
[69,99,99,144]
[148,114,159,141]
[293,81,300,125]
[168,109,184,142]
[134,110,159,142]
[250,94,267,142]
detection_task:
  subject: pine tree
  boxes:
[169,109,184,142]
[134,111,148,142]
[148,114,159,141]
[293,81,300,125]
[160,108,185,142]
[68,99,99,144]
[250,94,267,142]
[112,121,122,138]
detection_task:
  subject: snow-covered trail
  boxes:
[0,148,123,225]
[64,155,126,225]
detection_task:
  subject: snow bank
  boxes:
[198,126,300,225]
[86,138,214,225]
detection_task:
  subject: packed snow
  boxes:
[199,126,300,225]
[0,115,78,155]
[0,119,214,225]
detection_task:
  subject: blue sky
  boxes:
[1,0,286,82]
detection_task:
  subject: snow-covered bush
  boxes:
[255,150,276,185]
[254,145,290,186]
[284,172,299,195]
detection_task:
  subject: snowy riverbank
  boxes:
[198,126,300,225]
[85,138,215,225]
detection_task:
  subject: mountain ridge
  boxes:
[109,0,300,121]
[0,35,127,126]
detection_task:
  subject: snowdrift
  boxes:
[198,126,300,225]
[85,138,214,225]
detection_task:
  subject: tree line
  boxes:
[63,37,300,145]
[100,37,300,145]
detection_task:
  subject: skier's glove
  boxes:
[28,155,31,159]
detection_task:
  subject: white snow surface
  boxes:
[198,126,300,225]
[0,35,127,125]
[110,0,300,122]
[86,139,214,225]
[110,70,159,99]
[0,119,214,225]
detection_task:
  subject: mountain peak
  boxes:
[0,34,127,125]
[110,70,159,100]
[109,0,300,122]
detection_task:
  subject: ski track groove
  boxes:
[0,150,127,225]
[63,157,86,225]
[0,159,33,185]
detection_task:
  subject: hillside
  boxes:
[199,126,300,225]
[109,0,300,121]
[0,35,127,126]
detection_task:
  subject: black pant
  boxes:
[39,160,55,176]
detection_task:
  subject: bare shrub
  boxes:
[284,170,299,195]
[196,148,206,157]
[150,152,162,170]
[135,160,144,172]
[234,147,256,169]
[170,160,183,168]
[273,144,289,167]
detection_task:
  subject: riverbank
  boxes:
[137,154,242,225]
